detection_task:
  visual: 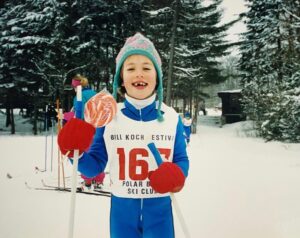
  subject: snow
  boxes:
[218,89,242,93]
[1,112,300,238]
[145,7,173,16]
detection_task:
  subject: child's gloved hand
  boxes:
[148,162,185,194]
[63,111,75,122]
[57,118,95,157]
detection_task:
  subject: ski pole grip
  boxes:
[147,142,163,166]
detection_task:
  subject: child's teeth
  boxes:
[134,82,146,86]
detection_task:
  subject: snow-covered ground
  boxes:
[1,111,300,238]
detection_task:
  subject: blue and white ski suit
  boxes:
[77,97,189,238]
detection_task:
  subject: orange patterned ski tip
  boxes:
[84,91,117,128]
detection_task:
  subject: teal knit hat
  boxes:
[112,33,164,121]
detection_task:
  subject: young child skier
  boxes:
[68,74,105,189]
[63,74,96,123]
[58,32,189,238]
[71,74,96,120]
[182,112,192,145]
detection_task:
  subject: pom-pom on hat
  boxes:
[112,33,164,121]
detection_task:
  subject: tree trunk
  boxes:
[33,96,38,135]
[194,98,199,123]
[166,0,180,105]
[189,96,193,116]
[193,100,198,134]
[6,106,11,127]
[106,45,110,89]
[10,108,15,134]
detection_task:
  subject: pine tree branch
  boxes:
[282,7,300,21]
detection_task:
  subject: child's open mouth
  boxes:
[132,81,148,89]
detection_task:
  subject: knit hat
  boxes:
[72,74,89,88]
[71,79,81,88]
[184,112,191,118]
[112,33,164,121]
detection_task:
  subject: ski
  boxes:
[25,181,111,197]
[34,186,110,197]
[41,179,111,196]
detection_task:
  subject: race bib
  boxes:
[104,103,178,198]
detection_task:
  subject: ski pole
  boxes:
[44,105,48,172]
[56,99,61,188]
[147,142,191,238]
[56,99,65,189]
[68,149,79,238]
[51,117,54,172]
[66,89,116,237]
[68,85,82,238]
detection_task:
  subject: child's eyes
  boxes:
[126,68,151,71]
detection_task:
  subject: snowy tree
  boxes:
[52,0,145,90]
[0,0,146,134]
[143,0,238,117]
[219,55,241,89]
[1,0,242,135]
[0,0,59,134]
[240,0,300,142]
[142,0,174,101]
[171,0,237,118]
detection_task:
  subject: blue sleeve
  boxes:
[73,96,76,109]
[173,116,189,177]
[73,96,84,120]
[77,127,108,178]
[74,89,96,120]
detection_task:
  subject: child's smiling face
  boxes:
[122,54,157,100]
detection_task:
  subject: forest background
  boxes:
[0,0,299,142]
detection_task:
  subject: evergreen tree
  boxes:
[0,0,244,135]
[240,0,300,142]
[0,0,59,133]
[172,0,238,116]
[142,0,174,88]
[143,0,238,114]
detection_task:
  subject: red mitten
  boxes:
[148,162,185,194]
[57,118,95,157]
